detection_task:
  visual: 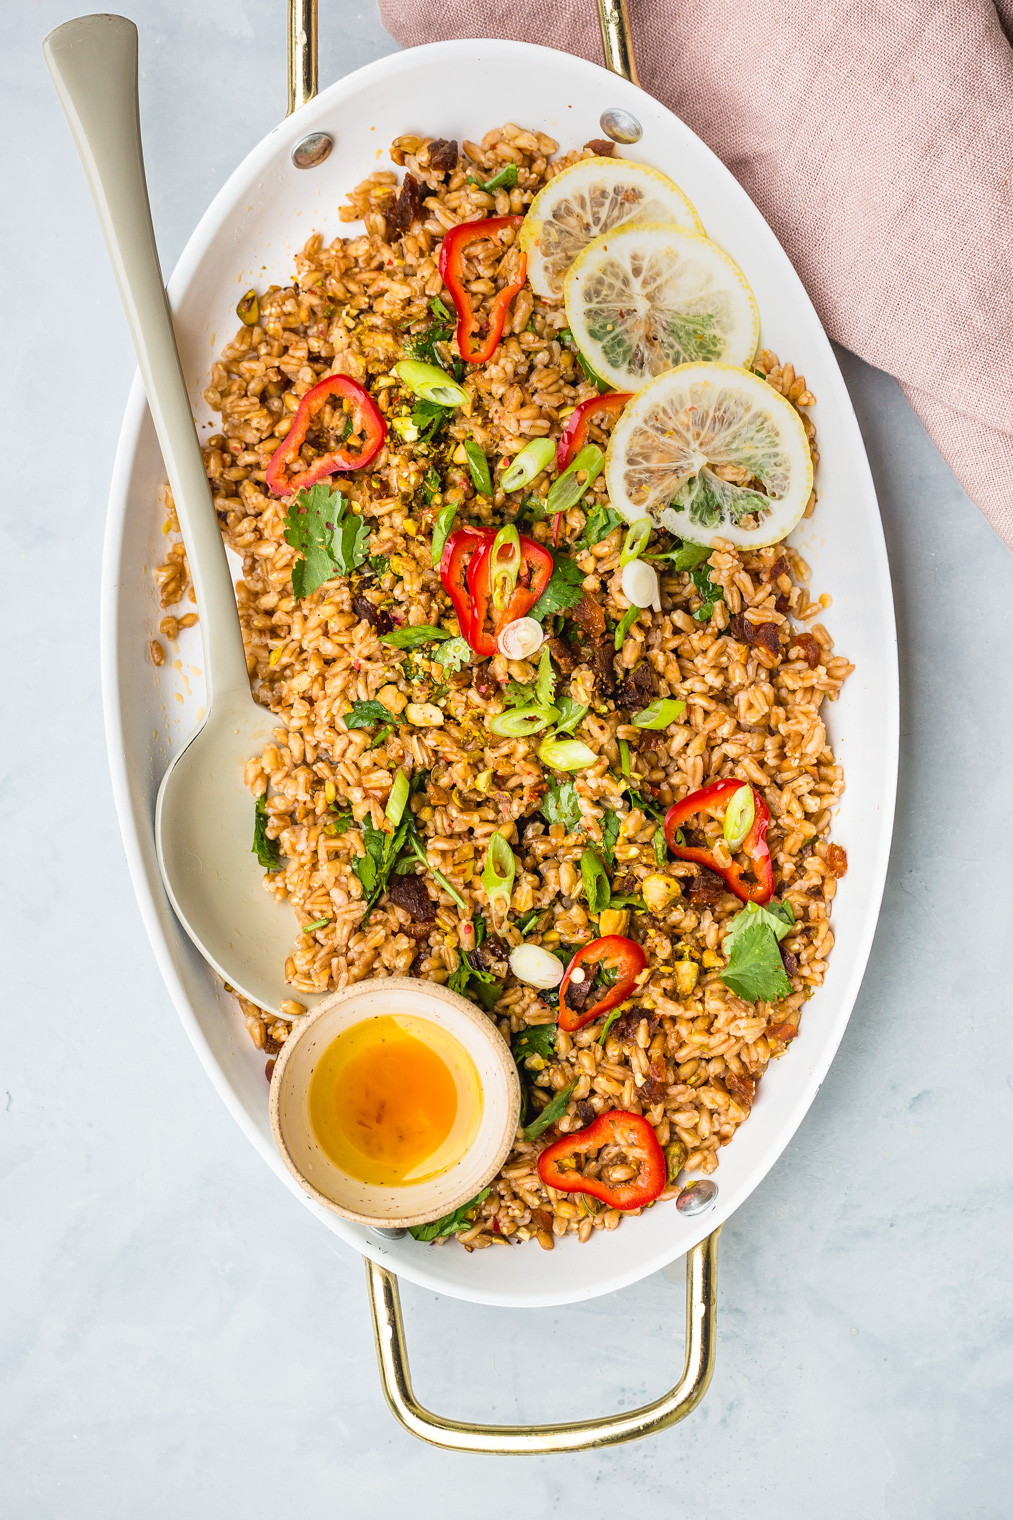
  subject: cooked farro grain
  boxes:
[157,126,853,1250]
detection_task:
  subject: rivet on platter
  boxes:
[675,1179,718,1215]
[291,132,333,169]
[599,108,642,145]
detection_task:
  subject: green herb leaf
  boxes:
[410,398,452,443]
[646,539,711,571]
[575,502,624,551]
[540,778,582,833]
[515,908,547,936]
[468,162,519,193]
[529,553,586,622]
[723,899,795,954]
[325,806,354,836]
[408,1188,491,1242]
[614,605,640,651]
[505,678,535,708]
[720,917,792,1004]
[653,822,667,865]
[463,439,493,496]
[430,501,459,566]
[344,698,399,729]
[422,465,442,504]
[432,635,471,674]
[353,810,414,920]
[403,302,456,370]
[283,485,370,598]
[601,811,621,866]
[252,795,281,870]
[513,1024,557,1064]
[522,1081,577,1141]
[581,849,611,915]
[380,625,453,650]
[690,564,726,622]
[368,553,390,578]
[448,954,501,1010]
[553,695,588,735]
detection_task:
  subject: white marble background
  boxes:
[3,3,1012,1515]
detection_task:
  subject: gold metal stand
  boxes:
[285,0,719,1454]
[366,1230,719,1454]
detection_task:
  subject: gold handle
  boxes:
[364,1228,719,1454]
[595,0,640,84]
[286,0,318,114]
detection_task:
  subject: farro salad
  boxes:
[154,125,852,1251]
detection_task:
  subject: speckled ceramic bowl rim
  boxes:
[268,977,521,1227]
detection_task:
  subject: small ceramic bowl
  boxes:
[269,976,521,1227]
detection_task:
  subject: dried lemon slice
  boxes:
[519,157,702,299]
[565,224,760,391]
[605,363,814,549]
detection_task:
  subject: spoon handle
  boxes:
[44,14,250,702]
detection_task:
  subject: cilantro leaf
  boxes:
[432,636,471,673]
[580,848,610,915]
[647,539,711,571]
[283,485,370,598]
[252,795,281,870]
[408,1188,491,1242]
[601,811,621,865]
[368,553,390,578]
[344,698,399,730]
[529,553,586,622]
[448,955,501,1010]
[723,899,795,953]
[353,811,413,921]
[325,806,354,836]
[575,503,623,551]
[720,918,792,1004]
[410,398,452,444]
[380,625,452,650]
[505,679,535,707]
[403,300,456,370]
[553,696,588,735]
[513,1025,557,1064]
[467,163,519,193]
[522,1081,577,1141]
[540,778,582,833]
[690,564,726,622]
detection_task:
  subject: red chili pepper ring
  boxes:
[664,779,774,904]
[265,373,387,496]
[438,216,527,365]
[537,1109,667,1211]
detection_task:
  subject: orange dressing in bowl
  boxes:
[307,1015,482,1186]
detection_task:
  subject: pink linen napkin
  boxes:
[377,0,1013,548]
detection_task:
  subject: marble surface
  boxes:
[3,4,1012,1515]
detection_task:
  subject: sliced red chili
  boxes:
[537,1109,666,1211]
[664,779,774,904]
[437,217,527,364]
[555,392,632,471]
[461,530,553,658]
[557,934,647,1033]
[265,374,387,496]
[439,525,489,646]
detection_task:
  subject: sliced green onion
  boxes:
[538,736,597,771]
[614,605,639,651]
[534,645,555,708]
[430,501,458,566]
[464,439,493,496]
[489,706,557,738]
[632,698,687,730]
[620,519,651,568]
[619,738,631,776]
[385,767,410,825]
[501,437,556,492]
[545,445,605,516]
[301,916,332,933]
[723,784,755,850]
[580,849,611,915]
[394,359,467,408]
[481,831,517,930]
[489,523,521,611]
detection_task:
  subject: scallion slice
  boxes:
[723,784,755,850]
[500,437,556,492]
[631,699,687,730]
[481,831,517,930]
[620,519,651,568]
[385,767,410,825]
[394,359,467,408]
[538,736,597,771]
[544,444,605,516]
[489,707,558,738]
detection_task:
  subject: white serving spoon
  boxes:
[45,14,317,1017]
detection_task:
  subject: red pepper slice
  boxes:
[664,779,775,904]
[465,530,553,657]
[265,374,387,496]
[557,935,647,1033]
[537,1109,667,1211]
[439,525,489,646]
[437,217,527,364]
[555,392,632,472]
